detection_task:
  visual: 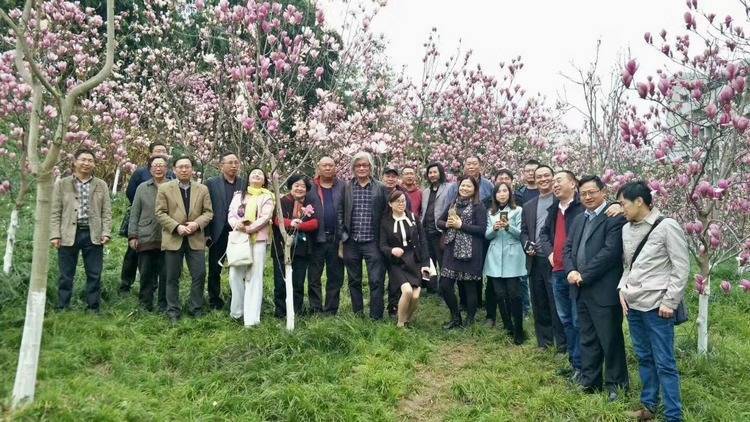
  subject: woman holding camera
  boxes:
[437,175,488,329]
[484,182,527,344]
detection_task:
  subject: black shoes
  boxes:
[442,318,463,330]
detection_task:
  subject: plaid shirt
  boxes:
[351,181,374,242]
[75,176,93,225]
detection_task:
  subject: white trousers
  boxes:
[228,243,267,326]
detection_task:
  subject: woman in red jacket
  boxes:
[272,174,319,318]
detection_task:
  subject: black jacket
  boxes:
[437,201,488,278]
[342,178,389,243]
[537,195,585,258]
[308,176,345,243]
[205,175,248,243]
[564,203,626,307]
[379,211,429,267]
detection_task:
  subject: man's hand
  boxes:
[51,239,61,249]
[658,304,674,319]
[567,271,582,285]
[606,203,624,217]
[177,225,190,236]
[548,253,554,266]
[101,236,111,245]
[128,239,139,249]
[619,291,629,317]
[185,221,200,234]
[391,247,404,258]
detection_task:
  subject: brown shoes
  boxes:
[625,408,655,421]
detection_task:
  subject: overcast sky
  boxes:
[323,0,742,129]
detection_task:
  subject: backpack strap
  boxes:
[630,216,666,271]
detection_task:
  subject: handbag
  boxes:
[630,216,688,325]
[219,230,254,267]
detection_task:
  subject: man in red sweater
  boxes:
[401,166,422,217]
[538,170,584,382]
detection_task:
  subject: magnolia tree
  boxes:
[620,0,750,354]
[0,0,116,406]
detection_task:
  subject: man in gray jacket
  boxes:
[50,148,112,312]
[420,162,450,293]
[618,181,689,422]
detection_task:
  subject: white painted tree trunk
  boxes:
[285,263,294,331]
[3,207,19,274]
[697,288,709,354]
[111,166,121,195]
[12,290,46,406]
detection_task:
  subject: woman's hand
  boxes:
[391,247,405,258]
[290,218,302,229]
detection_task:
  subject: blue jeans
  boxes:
[628,309,682,422]
[551,271,581,370]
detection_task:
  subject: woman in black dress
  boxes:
[437,175,488,329]
[379,190,430,327]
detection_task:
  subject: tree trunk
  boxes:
[3,208,20,275]
[11,171,54,406]
[697,255,710,355]
[285,258,294,331]
[111,166,121,196]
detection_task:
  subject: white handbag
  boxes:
[219,230,254,267]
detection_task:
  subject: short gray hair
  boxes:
[351,151,374,170]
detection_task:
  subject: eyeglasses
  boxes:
[354,163,370,168]
[392,199,406,205]
[580,189,601,198]
[222,160,240,166]
[151,164,167,169]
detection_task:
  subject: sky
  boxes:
[323,0,742,129]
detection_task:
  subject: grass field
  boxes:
[1,197,749,421]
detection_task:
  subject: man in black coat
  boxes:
[342,151,389,320]
[520,165,566,350]
[205,152,247,310]
[119,142,172,294]
[564,175,629,401]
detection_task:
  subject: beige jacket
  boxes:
[155,180,213,251]
[50,176,112,246]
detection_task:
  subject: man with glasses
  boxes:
[206,152,247,310]
[50,148,112,312]
[342,151,389,320]
[564,175,629,401]
[120,142,172,294]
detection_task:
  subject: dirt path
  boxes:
[397,341,483,421]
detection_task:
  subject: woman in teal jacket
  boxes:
[484,182,528,344]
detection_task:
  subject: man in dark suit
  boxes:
[520,165,566,350]
[205,152,247,310]
[342,151,389,320]
[564,175,628,401]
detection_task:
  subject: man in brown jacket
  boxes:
[50,148,112,312]
[155,155,213,323]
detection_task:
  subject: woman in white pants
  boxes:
[227,168,275,326]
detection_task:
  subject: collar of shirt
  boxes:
[353,179,371,189]
[635,207,662,226]
[558,197,573,215]
[223,176,237,185]
[75,175,93,184]
[584,201,607,220]
[179,181,191,190]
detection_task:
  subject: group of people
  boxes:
[50,144,690,421]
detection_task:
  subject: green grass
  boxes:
[1,197,749,420]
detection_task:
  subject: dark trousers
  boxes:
[57,228,103,310]
[206,227,229,307]
[119,245,139,290]
[489,277,523,338]
[272,252,310,317]
[460,243,488,309]
[387,272,400,316]
[308,239,345,314]
[138,249,167,311]
[441,277,479,321]
[529,257,566,349]
[164,239,206,318]
[578,297,629,391]
[484,277,497,321]
[424,230,442,291]
[343,240,386,320]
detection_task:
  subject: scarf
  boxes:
[392,212,414,247]
[443,197,474,261]
[243,186,275,243]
